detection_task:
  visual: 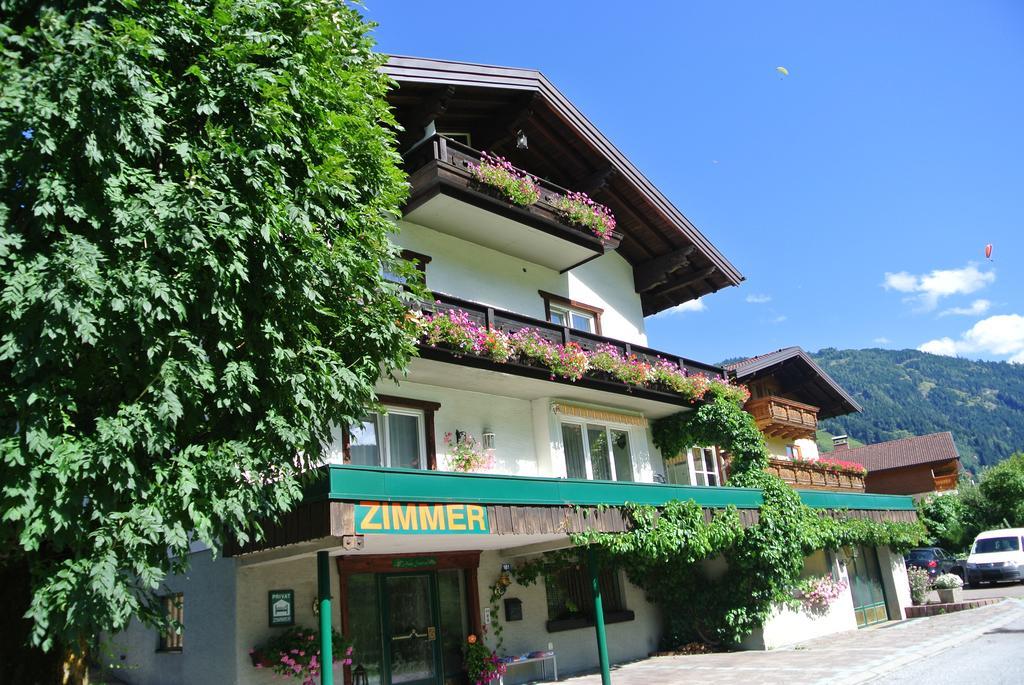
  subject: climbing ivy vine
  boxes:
[516,395,926,649]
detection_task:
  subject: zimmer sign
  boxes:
[355,501,489,535]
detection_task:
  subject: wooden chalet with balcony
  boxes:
[832,431,962,498]
[726,347,866,492]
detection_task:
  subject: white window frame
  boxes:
[559,419,635,481]
[351,407,428,470]
[665,446,721,487]
[549,304,596,333]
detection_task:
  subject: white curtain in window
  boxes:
[388,413,422,469]
[562,424,587,479]
[350,415,382,467]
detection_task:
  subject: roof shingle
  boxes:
[838,432,960,473]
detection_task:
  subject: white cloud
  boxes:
[883,263,995,309]
[918,314,1024,362]
[745,294,772,304]
[918,337,959,356]
[873,337,891,344]
[772,315,788,324]
[940,299,992,317]
[654,297,705,317]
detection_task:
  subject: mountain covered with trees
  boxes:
[809,348,1024,472]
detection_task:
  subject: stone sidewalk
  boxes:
[560,599,1024,685]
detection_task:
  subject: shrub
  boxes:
[464,635,505,685]
[933,573,963,590]
[907,566,932,605]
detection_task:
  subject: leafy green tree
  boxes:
[917,491,971,551]
[0,0,414,676]
[978,452,1024,527]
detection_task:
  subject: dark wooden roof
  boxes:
[725,347,862,419]
[383,56,744,315]
[837,432,960,473]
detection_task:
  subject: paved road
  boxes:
[561,600,1024,685]
[870,613,1024,684]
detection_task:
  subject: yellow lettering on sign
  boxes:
[359,502,382,531]
[446,504,466,531]
[380,502,390,529]
[392,504,418,531]
[420,504,445,530]
[466,505,486,532]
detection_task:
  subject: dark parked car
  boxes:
[905,547,964,579]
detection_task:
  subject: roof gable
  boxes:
[383,56,744,315]
[725,347,861,419]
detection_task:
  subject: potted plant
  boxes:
[250,626,352,685]
[468,152,541,206]
[907,565,931,605]
[464,634,506,685]
[933,572,964,603]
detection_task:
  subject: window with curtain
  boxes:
[347,409,426,469]
[544,562,631,632]
[561,422,635,481]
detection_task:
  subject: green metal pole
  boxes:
[317,550,334,685]
[587,546,611,685]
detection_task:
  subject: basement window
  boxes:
[157,593,183,652]
[544,563,633,632]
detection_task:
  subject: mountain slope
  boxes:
[809,348,1024,472]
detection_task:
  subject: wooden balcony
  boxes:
[402,135,622,272]
[766,458,866,493]
[413,291,722,412]
[745,395,818,440]
[932,472,958,492]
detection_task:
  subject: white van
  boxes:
[965,528,1024,586]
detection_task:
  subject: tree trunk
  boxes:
[0,556,64,684]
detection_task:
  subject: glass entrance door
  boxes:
[382,573,442,685]
[848,545,889,627]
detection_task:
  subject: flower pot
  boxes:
[937,587,962,604]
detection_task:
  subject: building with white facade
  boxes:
[107,57,915,685]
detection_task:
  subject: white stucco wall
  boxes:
[878,546,912,620]
[478,550,661,681]
[395,220,648,345]
[765,436,820,461]
[235,556,345,685]
[742,550,857,650]
[104,550,238,685]
[350,379,660,483]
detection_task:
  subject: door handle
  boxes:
[391,628,431,641]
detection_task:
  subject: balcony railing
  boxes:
[765,458,866,493]
[402,135,622,272]
[933,472,958,492]
[414,291,723,408]
[746,395,818,440]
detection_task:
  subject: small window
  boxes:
[544,562,630,632]
[664,447,720,487]
[785,444,802,460]
[383,250,431,286]
[158,593,183,652]
[349,409,427,470]
[539,291,603,334]
[439,132,472,146]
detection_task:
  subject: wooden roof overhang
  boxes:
[728,348,862,419]
[383,56,744,316]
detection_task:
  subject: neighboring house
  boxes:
[726,347,866,492]
[107,57,916,685]
[834,432,961,498]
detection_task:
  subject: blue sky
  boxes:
[366,1,1024,365]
